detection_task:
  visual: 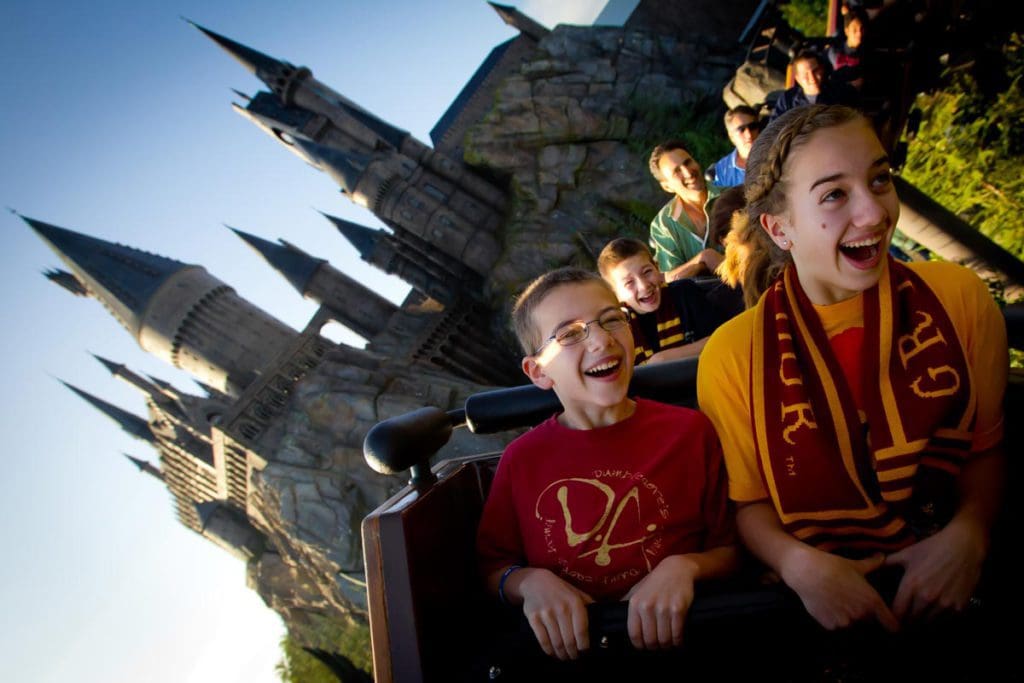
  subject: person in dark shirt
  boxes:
[828,9,869,89]
[770,50,859,121]
[598,238,741,365]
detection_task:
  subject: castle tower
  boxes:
[324,212,475,307]
[191,21,506,211]
[82,353,256,543]
[229,227,398,341]
[26,216,298,396]
[292,138,502,276]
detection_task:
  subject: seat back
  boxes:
[362,453,498,682]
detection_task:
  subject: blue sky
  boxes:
[0,1,616,680]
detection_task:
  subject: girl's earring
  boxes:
[780,238,789,248]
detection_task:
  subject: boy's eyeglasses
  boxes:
[734,121,762,135]
[535,309,630,354]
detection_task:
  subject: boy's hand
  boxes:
[622,554,698,649]
[781,546,900,632]
[515,567,594,660]
[885,515,986,623]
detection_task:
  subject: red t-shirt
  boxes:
[476,398,735,601]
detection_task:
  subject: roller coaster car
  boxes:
[361,306,1024,683]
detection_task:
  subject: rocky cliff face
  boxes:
[467,25,741,306]
[243,344,512,650]
[250,20,743,659]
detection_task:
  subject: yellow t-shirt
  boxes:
[697,260,1007,503]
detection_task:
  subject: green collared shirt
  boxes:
[648,185,722,272]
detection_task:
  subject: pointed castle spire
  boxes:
[231,224,399,341]
[194,500,220,530]
[26,214,298,396]
[322,213,380,259]
[488,2,550,41]
[24,215,190,336]
[91,352,175,407]
[321,211,472,307]
[91,352,124,377]
[43,268,89,296]
[229,227,325,295]
[124,453,165,481]
[146,375,175,392]
[290,138,370,193]
[190,20,401,147]
[194,380,230,401]
[186,20,292,79]
[60,380,156,444]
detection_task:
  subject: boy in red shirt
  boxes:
[476,267,737,660]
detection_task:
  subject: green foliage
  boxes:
[276,636,340,683]
[628,93,732,173]
[780,0,829,38]
[900,33,1024,364]
[901,34,1024,265]
[601,198,659,239]
[276,617,372,683]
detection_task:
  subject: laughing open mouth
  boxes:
[584,359,620,378]
[839,233,883,263]
[637,290,658,307]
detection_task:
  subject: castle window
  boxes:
[273,129,295,147]
[423,184,447,202]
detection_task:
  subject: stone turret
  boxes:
[27,216,297,395]
[292,138,502,277]
[193,22,505,207]
[98,357,239,531]
[195,501,266,561]
[323,212,473,307]
[192,20,509,300]
[230,227,398,340]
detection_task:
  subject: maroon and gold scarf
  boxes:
[751,258,976,554]
[631,283,689,364]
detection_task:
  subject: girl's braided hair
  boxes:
[719,104,866,308]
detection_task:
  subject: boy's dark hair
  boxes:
[724,105,758,126]
[793,48,823,69]
[845,7,868,28]
[597,238,654,279]
[648,139,690,182]
[511,267,615,354]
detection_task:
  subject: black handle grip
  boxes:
[363,406,456,476]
